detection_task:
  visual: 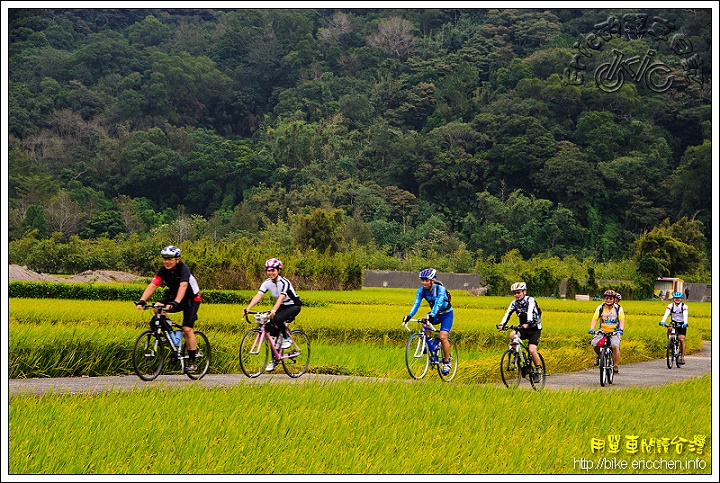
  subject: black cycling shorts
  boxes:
[517,326,541,346]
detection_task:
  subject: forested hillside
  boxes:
[6,8,712,290]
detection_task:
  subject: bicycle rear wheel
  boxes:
[282,329,311,378]
[499,349,520,388]
[239,328,268,378]
[405,333,429,379]
[185,331,211,380]
[133,330,165,381]
[674,341,682,368]
[529,352,546,390]
[437,336,458,382]
[666,339,675,369]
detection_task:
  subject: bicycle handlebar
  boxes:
[244,310,271,324]
[138,302,169,312]
[402,318,437,332]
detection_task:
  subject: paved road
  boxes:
[542,340,712,390]
[8,341,712,397]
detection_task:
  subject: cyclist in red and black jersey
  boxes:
[135,245,202,372]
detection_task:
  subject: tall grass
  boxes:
[9,294,711,381]
[8,291,713,475]
[9,376,711,474]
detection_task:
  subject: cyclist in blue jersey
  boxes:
[135,245,202,372]
[402,268,454,375]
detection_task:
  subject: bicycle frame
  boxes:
[240,311,310,378]
[499,324,546,390]
[245,312,299,361]
[402,318,457,381]
[146,305,187,362]
[511,333,527,359]
[406,319,439,353]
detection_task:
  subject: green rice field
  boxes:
[8,289,713,475]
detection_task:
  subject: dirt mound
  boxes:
[8,264,145,284]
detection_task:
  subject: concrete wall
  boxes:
[683,283,712,303]
[362,270,484,292]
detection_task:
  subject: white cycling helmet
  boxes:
[160,245,181,258]
[265,258,283,270]
[419,268,436,280]
[511,282,526,292]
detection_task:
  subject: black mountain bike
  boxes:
[660,323,682,369]
[132,303,211,381]
[499,325,546,390]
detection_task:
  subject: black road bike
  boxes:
[132,303,211,381]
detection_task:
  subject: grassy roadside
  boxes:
[9,375,711,474]
[9,294,711,381]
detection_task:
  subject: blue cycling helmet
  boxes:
[160,245,181,258]
[672,291,684,299]
[419,268,436,280]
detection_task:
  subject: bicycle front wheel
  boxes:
[599,349,609,387]
[437,336,458,382]
[281,330,311,378]
[529,353,546,390]
[133,330,165,381]
[666,340,675,369]
[500,349,520,388]
[405,333,429,379]
[185,331,211,380]
[239,328,268,378]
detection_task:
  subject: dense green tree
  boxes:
[22,205,49,239]
[5,8,712,280]
[294,208,345,254]
[70,31,146,84]
[148,51,234,130]
[127,15,172,47]
[632,218,705,278]
[536,141,600,220]
[671,140,712,224]
[79,210,127,239]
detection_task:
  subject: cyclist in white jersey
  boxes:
[243,258,302,372]
[659,291,689,365]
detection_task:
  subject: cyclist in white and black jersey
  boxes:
[659,291,689,365]
[497,282,543,382]
[243,258,302,372]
